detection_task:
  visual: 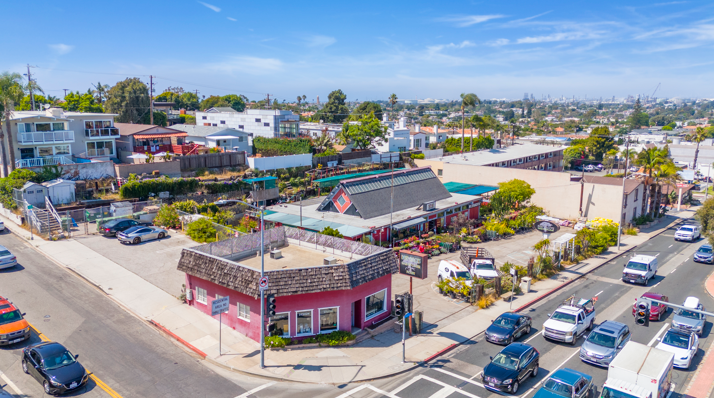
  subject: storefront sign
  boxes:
[399,250,428,279]
[535,220,560,234]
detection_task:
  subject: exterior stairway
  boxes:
[30,208,63,235]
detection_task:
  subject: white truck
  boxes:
[543,296,596,345]
[601,341,674,398]
[460,247,499,280]
[622,255,658,286]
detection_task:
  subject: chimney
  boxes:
[46,108,64,118]
[415,123,421,133]
[435,125,439,135]
[399,117,406,129]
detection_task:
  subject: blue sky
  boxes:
[3,0,714,102]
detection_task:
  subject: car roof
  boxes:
[33,342,69,356]
[550,368,586,385]
[123,226,142,233]
[596,320,626,334]
[642,292,665,300]
[684,297,700,309]
[556,306,581,314]
[499,312,523,320]
[501,343,532,355]
[442,260,469,272]
[665,328,692,338]
[630,255,656,262]
[700,244,712,250]
[0,296,18,313]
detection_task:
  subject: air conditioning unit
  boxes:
[423,201,436,211]
[270,250,283,259]
[324,257,338,265]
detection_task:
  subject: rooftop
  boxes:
[438,144,565,166]
[582,175,642,194]
[10,110,118,120]
[236,244,355,271]
[170,124,251,137]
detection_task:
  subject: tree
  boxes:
[686,126,710,171]
[0,72,27,176]
[460,93,481,152]
[312,133,333,154]
[388,93,398,117]
[200,95,229,111]
[153,205,180,229]
[696,198,714,240]
[140,111,167,127]
[61,91,103,113]
[490,179,535,218]
[351,101,383,121]
[221,94,246,112]
[321,226,343,238]
[338,111,387,149]
[637,146,667,215]
[105,78,150,124]
[629,98,649,130]
[91,82,111,104]
[313,89,349,123]
[178,92,199,110]
[17,94,51,111]
[586,126,615,160]
[186,218,217,243]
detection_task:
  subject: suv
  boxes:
[0,296,30,345]
[694,244,714,264]
[584,165,595,172]
[672,297,707,336]
[580,320,631,367]
[674,224,701,242]
[98,219,151,237]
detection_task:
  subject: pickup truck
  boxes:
[602,341,673,398]
[460,247,499,280]
[543,297,596,345]
[674,224,701,242]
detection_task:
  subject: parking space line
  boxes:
[420,375,481,398]
[433,368,485,388]
[0,370,22,395]
[235,382,275,398]
[648,323,669,347]
[391,376,423,395]
[524,331,543,344]
[518,348,580,398]
[595,290,603,297]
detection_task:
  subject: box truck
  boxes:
[601,341,673,398]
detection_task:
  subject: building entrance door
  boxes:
[20,148,35,160]
[351,299,361,330]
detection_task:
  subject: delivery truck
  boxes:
[601,341,673,398]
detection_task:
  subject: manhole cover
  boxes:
[44,315,50,318]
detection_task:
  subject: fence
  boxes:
[57,199,162,237]
[421,148,444,159]
[168,190,246,205]
[371,153,400,163]
[248,153,312,171]
[284,226,385,257]
[190,226,285,257]
[312,154,340,168]
[176,209,244,242]
[179,152,246,170]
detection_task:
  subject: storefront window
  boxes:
[273,313,290,337]
[319,307,338,333]
[296,310,312,335]
[365,289,387,320]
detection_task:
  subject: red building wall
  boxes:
[185,274,392,342]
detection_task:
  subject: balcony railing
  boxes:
[85,127,119,138]
[18,131,75,145]
[16,155,73,168]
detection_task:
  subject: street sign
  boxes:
[211,296,230,316]
[259,276,269,291]
[535,220,560,234]
[399,251,429,279]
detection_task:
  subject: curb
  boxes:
[149,320,207,359]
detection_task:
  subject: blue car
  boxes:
[534,368,593,398]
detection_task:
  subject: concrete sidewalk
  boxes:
[0,211,693,384]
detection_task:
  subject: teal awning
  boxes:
[392,217,426,230]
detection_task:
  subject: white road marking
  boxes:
[670,267,677,274]
[235,382,276,398]
[648,323,669,347]
[655,253,660,257]
[469,370,483,380]
[669,244,673,248]
[390,376,423,395]
[524,330,543,344]
[430,387,459,398]
[420,375,481,398]
[518,348,580,398]
[0,371,22,396]
[595,290,604,297]
[433,367,485,387]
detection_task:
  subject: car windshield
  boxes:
[587,331,617,348]
[0,310,22,325]
[493,316,517,328]
[601,387,640,398]
[678,309,702,319]
[551,312,576,324]
[625,261,647,271]
[491,353,519,370]
[543,378,573,398]
[680,227,694,232]
[123,226,141,234]
[475,263,494,270]
[661,331,689,348]
[454,271,471,279]
[43,349,77,370]
[0,250,11,257]
[699,247,713,254]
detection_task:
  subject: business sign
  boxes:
[535,220,560,234]
[211,296,230,316]
[399,250,429,279]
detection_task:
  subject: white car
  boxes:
[674,225,701,242]
[584,165,595,172]
[0,245,17,269]
[655,328,698,369]
[0,220,4,231]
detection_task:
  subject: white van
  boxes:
[437,260,473,290]
[623,255,658,286]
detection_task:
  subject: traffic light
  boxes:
[395,294,405,318]
[635,298,650,326]
[266,294,276,317]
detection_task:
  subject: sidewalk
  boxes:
[0,211,693,384]
[683,265,714,398]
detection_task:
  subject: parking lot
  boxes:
[73,229,193,297]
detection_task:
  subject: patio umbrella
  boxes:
[127,154,148,159]
[154,152,167,157]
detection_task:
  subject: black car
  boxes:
[485,313,532,345]
[98,219,150,237]
[22,342,88,395]
[482,343,539,395]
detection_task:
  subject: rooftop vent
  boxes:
[270,249,283,259]
[323,257,338,265]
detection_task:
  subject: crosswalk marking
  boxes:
[336,383,400,398]
[433,368,485,388]
[420,375,481,398]
[235,382,275,398]
[390,375,423,395]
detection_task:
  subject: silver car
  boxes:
[579,321,631,367]
[0,245,17,269]
[672,297,707,336]
[117,226,168,245]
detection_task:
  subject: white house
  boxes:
[374,116,410,153]
[299,122,343,138]
[195,107,299,138]
[409,128,426,151]
[170,125,252,153]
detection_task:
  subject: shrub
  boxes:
[264,335,291,349]
[254,137,312,156]
[194,168,208,177]
[314,148,339,157]
[410,153,425,159]
[317,331,355,346]
[477,295,494,309]
[173,200,198,213]
[625,227,638,236]
[154,205,181,229]
[202,209,234,226]
[186,218,217,243]
[321,226,343,238]
[119,177,199,199]
[300,337,317,344]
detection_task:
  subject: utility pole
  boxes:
[617,137,630,250]
[149,75,154,125]
[26,65,36,111]
[63,89,68,98]
[390,161,394,247]
[578,165,585,217]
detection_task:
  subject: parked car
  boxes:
[674,224,701,242]
[655,328,699,369]
[213,199,240,207]
[631,293,669,321]
[21,342,88,395]
[485,313,532,345]
[117,226,168,245]
[672,296,707,336]
[533,368,593,398]
[0,296,30,345]
[0,220,5,232]
[482,343,539,394]
[596,164,604,171]
[629,166,638,173]
[98,219,151,237]
[573,165,584,172]
[694,244,714,264]
[437,260,474,293]
[579,320,631,367]
[584,165,595,172]
[0,245,17,270]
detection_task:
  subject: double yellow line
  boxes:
[27,322,123,398]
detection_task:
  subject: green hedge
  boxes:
[254,137,312,156]
[200,181,246,194]
[186,218,217,243]
[317,331,355,346]
[119,177,199,199]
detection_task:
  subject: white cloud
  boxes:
[489,38,510,46]
[438,14,505,27]
[508,11,552,25]
[206,56,283,75]
[516,31,590,44]
[198,1,220,12]
[48,44,74,55]
[305,35,336,48]
[227,17,236,21]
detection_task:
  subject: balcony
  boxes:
[85,127,120,139]
[18,131,75,145]
[133,144,196,155]
[16,155,74,168]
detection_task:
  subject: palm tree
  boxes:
[686,126,710,172]
[0,72,28,176]
[91,82,110,104]
[604,149,618,175]
[636,147,666,216]
[459,93,480,152]
[313,133,333,154]
[653,160,681,216]
[388,93,398,119]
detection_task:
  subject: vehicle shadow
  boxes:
[0,264,26,274]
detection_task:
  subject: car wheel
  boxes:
[43,381,51,394]
[132,237,141,245]
[525,325,531,335]
[21,359,28,374]
[587,320,594,331]
[512,381,519,394]
[531,363,538,377]
[158,232,165,239]
[570,335,577,345]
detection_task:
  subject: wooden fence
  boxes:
[179,152,246,170]
[312,154,340,168]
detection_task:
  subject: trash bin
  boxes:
[521,277,532,293]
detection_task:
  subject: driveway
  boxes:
[73,229,192,297]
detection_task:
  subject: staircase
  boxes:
[30,208,63,234]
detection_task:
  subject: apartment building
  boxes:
[195,107,299,138]
[436,144,565,172]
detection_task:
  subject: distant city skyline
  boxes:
[3,0,714,103]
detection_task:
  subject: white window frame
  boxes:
[273,311,290,337]
[196,287,207,304]
[238,302,250,322]
[295,309,313,336]
[318,306,339,334]
[540,153,546,159]
[85,140,115,157]
[365,288,388,321]
[548,152,554,158]
[215,294,223,300]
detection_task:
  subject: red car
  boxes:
[632,293,669,321]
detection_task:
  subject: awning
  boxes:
[134,132,187,139]
[392,217,426,230]
[207,135,243,140]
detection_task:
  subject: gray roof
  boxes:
[170,124,251,137]
[206,107,239,113]
[439,144,565,166]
